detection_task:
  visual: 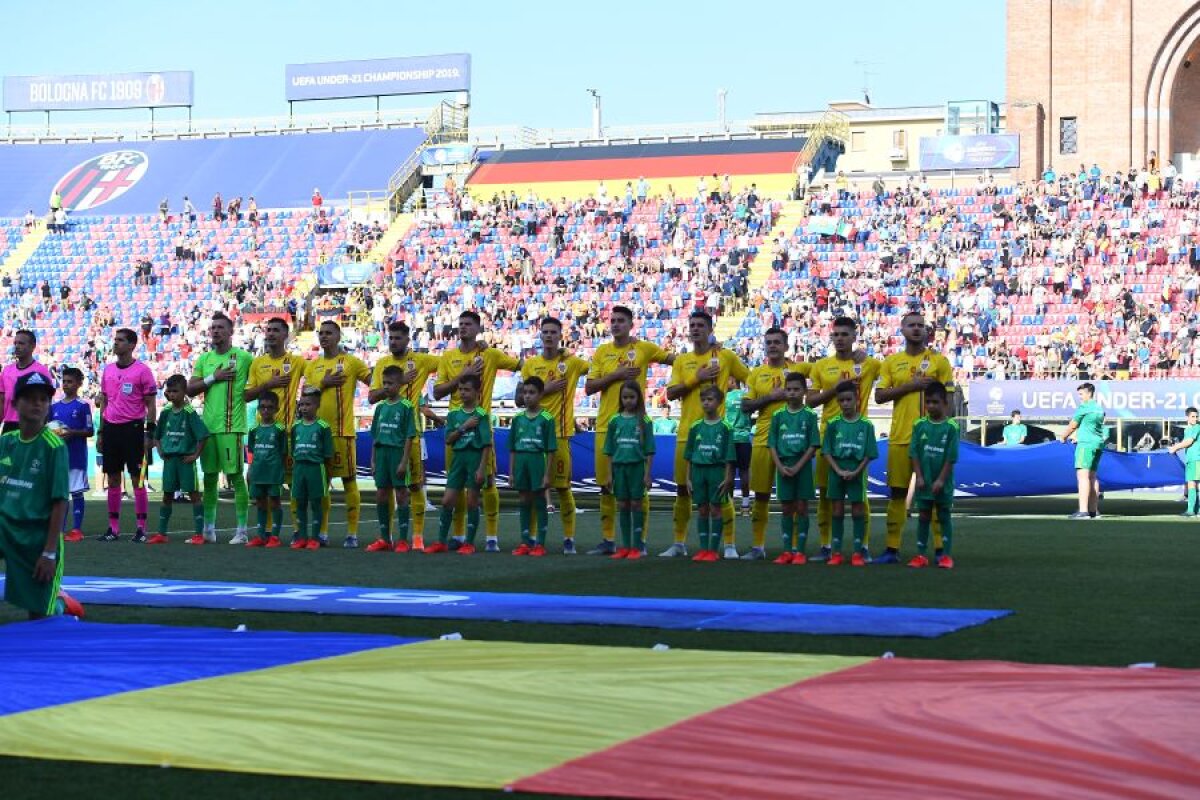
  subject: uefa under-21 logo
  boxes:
[51,150,149,212]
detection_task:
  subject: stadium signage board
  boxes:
[3,71,193,111]
[969,380,1200,419]
[285,54,471,101]
[317,261,378,287]
[918,134,1020,171]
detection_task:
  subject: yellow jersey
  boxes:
[436,345,520,412]
[522,352,590,439]
[302,352,370,437]
[669,347,750,442]
[371,351,440,431]
[808,355,883,428]
[877,349,954,444]
[588,339,672,433]
[247,352,306,429]
[744,361,806,447]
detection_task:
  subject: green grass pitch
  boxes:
[2,492,1197,798]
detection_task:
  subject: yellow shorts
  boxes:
[549,440,572,489]
[407,437,425,485]
[329,436,357,480]
[594,429,611,488]
[887,441,912,489]
[815,456,829,491]
[750,446,776,495]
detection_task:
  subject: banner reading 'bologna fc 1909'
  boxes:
[969,380,1200,420]
[285,54,470,101]
[3,71,193,111]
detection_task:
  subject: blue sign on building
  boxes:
[4,71,193,111]
[285,54,470,101]
[918,134,1020,171]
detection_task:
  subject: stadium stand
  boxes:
[729,169,1197,383]
[1,209,349,391]
[0,116,1188,411]
[382,179,778,410]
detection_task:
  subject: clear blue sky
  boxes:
[2,1,1004,129]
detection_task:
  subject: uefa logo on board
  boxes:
[51,150,149,211]
[986,386,1006,416]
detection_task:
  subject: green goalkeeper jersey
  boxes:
[192,348,254,435]
[1184,423,1200,464]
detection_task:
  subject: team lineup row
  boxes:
[37,307,965,563]
[1,308,965,617]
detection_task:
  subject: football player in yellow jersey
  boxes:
[806,316,882,561]
[583,305,673,555]
[368,320,439,550]
[740,327,807,559]
[302,320,372,547]
[244,317,305,539]
[433,310,521,552]
[520,317,589,553]
[662,310,749,558]
[874,311,954,564]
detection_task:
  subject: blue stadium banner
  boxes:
[3,71,193,112]
[285,54,471,101]
[918,134,1020,171]
[317,261,378,287]
[420,145,476,167]
[969,379,1200,420]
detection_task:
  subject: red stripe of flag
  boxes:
[59,168,99,209]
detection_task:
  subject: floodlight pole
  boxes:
[588,89,602,139]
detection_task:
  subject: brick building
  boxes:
[1007,0,1200,179]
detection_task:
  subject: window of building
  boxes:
[1059,117,1078,155]
[892,129,907,150]
[850,131,866,152]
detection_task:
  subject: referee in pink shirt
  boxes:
[0,330,54,435]
[96,328,159,542]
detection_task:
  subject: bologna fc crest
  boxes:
[145,74,167,105]
[51,150,149,211]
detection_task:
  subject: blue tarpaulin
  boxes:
[359,431,1185,499]
[47,577,1012,638]
[0,616,413,716]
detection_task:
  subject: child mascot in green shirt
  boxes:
[0,372,84,618]
[367,365,418,552]
[510,377,558,556]
[601,380,656,559]
[907,380,959,569]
